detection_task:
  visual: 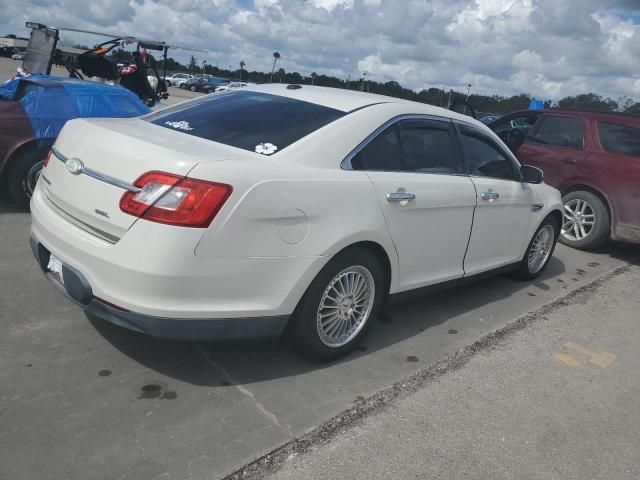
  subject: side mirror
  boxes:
[521,165,543,184]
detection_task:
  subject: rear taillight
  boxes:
[120,171,232,228]
[43,150,52,168]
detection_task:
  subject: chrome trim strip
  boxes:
[46,195,120,244]
[532,202,545,212]
[51,146,68,162]
[83,168,142,193]
[340,114,453,171]
[51,147,141,194]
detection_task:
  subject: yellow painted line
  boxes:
[554,352,583,367]
[564,341,617,368]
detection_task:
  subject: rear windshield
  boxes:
[145,91,346,155]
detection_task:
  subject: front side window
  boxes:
[533,116,584,149]
[146,91,346,155]
[492,114,539,138]
[458,125,518,181]
[598,122,640,158]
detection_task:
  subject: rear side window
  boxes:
[598,122,640,158]
[534,116,584,149]
[352,125,403,171]
[146,91,346,155]
[351,119,462,174]
[458,125,518,181]
[397,119,463,174]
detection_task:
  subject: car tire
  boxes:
[6,146,50,206]
[513,215,559,280]
[559,191,610,250]
[289,248,385,362]
[189,85,196,92]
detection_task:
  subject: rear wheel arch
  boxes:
[336,241,393,296]
[4,139,55,204]
[4,139,54,174]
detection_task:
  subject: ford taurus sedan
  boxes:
[30,85,562,360]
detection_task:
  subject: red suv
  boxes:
[489,110,640,249]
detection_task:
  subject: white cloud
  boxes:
[1,0,638,100]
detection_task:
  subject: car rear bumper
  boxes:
[30,185,328,337]
[30,235,289,339]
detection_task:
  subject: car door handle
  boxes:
[480,191,500,201]
[562,157,577,164]
[386,192,416,202]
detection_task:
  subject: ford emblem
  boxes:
[66,158,84,175]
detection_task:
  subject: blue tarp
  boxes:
[529,100,544,110]
[0,75,150,140]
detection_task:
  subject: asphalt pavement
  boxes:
[261,264,640,480]
[1,197,638,480]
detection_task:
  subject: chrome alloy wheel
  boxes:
[528,224,555,274]
[26,160,44,196]
[316,265,375,348]
[562,198,595,241]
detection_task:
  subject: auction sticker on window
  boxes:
[47,255,64,285]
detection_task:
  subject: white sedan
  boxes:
[164,73,193,88]
[214,81,250,92]
[30,85,562,360]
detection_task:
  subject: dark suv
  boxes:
[185,77,228,94]
[489,110,640,249]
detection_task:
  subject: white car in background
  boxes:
[214,81,250,92]
[164,73,193,88]
[30,85,562,361]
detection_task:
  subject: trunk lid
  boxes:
[41,117,236,242]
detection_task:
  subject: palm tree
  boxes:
[239,60,246,81]
[270,52,280,83]
[311,72,317,85]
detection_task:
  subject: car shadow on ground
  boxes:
[89,255,569,387]
[0,195,28,214]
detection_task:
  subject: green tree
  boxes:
[188,55,199,75]
[558,93,617,111]
[626,102,640,114]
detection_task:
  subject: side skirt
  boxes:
[386,261,521,306]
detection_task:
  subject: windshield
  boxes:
[145,91,346,155]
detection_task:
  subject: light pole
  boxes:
[346,73,350,89]
[361,72,367,92]
[270,52,280,83]
[202,60,207,75]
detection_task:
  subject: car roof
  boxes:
[243,83,416,113]
[507,108,640,124]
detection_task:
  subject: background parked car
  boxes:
[0,75,149,205]
[489,109,640,249]
[164,73,193,88]
[214,81,250,92]
[11,52,25,61]
[478,113,501,124]
[185,76,229,93]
